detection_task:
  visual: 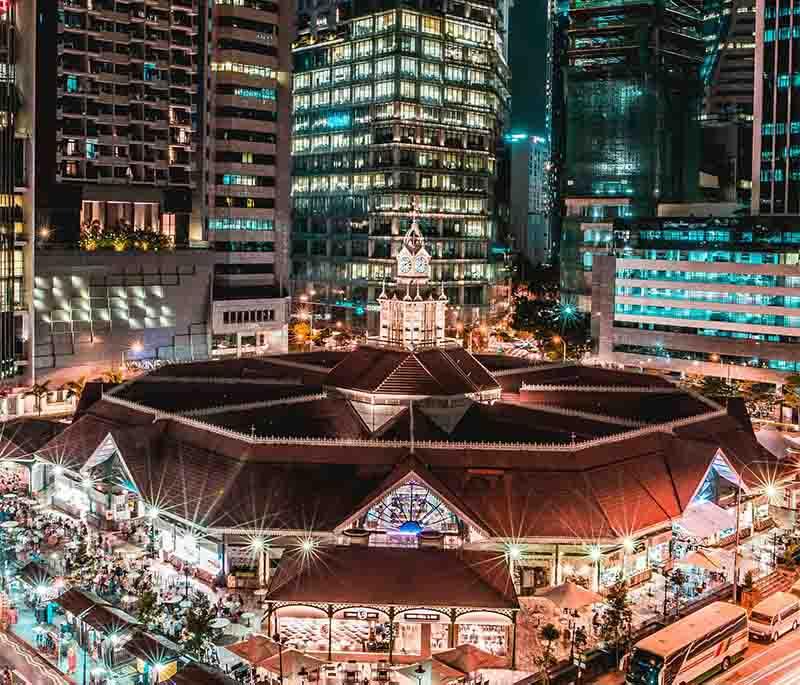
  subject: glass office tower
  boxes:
[290,0,510,328]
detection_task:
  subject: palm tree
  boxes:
[102,369,125,385]
[25,381,51,416]
[63,376,87,401]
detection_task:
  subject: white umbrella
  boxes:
[536,581,604,610]
[677,550,723,572]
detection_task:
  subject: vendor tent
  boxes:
[535,581,603,611]
[432,645,506,674]
[677,550,724,572]
[679,501,736,539]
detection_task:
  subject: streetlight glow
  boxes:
[506,544,522,560]
[623,537,635,553]
[589,546,602,562]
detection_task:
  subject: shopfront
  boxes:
[159,525,222,585]
[454,612,510,657]
[269,604,513,664]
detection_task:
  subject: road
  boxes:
[0,630,70,685]
[708,631,800,685]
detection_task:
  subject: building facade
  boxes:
[752,0,800,213]
[563,0,704,215]
[290,0,511,329]
[202,0,293,356]
[0,0,294,384]
[701,0,755,206]
[508,134,554,268]
[36,0,201,244]
[591,215,800,383]
[560,0,705,310]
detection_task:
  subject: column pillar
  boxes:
[328,605,333,661]
[235,331,242,359]
[511,612,517,670]
[388,607,395,665]
[554,544,560,585]
[420,623,431,658]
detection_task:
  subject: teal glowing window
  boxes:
[66,76,79,93]
[234,87,277,101]
[765,29,775,42]
[778,74,791,89]
[86,142,97,160]
[144,63,157,82]
[209,218,274,231]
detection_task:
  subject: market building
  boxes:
[33,223,790,667]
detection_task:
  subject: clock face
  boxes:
[398,254,412,273]
[414,255,428,274]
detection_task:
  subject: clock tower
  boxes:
[373,220,447,349]
[395,221,431,285]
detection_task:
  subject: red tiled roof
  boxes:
[267,546,517,609]
[0,418,66,461]
[325,345,499,397]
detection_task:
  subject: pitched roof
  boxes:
[0,418,66,461]
[325,345,499,397]
[267,546,517,609]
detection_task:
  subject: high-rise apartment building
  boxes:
[560,0,705,310]
[0,0,294,385]
[202,0,292,354]
[37,0,200,243]
[290,0,511,328]
[752,0,800,213]
[0,0,26,380]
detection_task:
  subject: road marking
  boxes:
[724,648,800,685]
[0,632,68,685]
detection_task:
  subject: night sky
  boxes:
[508,0,548,134]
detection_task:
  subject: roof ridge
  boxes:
[436,348,481,394]
[375,353,443,394]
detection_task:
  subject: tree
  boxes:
[63,376,87,401]
[599,577,633,665]
[291,321,311,348]
[136,589,159,628]
[667,568,688,617]
[25,381,51,416]
[181,595,217,663]
[102,369,125,385]
[782,375,800,419]
[535,623,561,683]
[739,381,779,420]
[699,376,741,400]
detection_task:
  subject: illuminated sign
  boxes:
[342,610,380,620]
[404,612,442,622]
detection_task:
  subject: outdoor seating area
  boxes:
[0,493,266,684]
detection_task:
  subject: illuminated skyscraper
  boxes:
[752,0,800,213]
[290,0,511,328]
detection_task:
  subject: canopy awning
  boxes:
[535,581,603,610]
[677,550,723,572]
[678,501,736,539]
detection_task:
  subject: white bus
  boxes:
[625,602,748,685]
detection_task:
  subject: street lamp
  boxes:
[414,663,425,685]
[273,632,284,684]
[732,462,782,603]
[552,335,567,362]
[709,353,731,382]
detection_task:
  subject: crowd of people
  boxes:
[0,469,25,496]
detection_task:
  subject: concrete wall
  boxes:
[32,249,216,383]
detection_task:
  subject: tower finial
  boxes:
[378,277,388,300]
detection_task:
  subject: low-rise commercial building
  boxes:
[591,215,800,383]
